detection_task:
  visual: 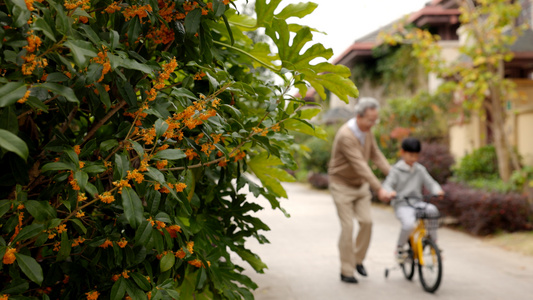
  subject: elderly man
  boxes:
[328,97,392,283]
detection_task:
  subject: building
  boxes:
[327,0,533,165]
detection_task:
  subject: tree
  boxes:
[0,0,357,299]
[381,0,526,181]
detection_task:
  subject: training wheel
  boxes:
[385,268,389,278]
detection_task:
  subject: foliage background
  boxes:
[0,0,357,299]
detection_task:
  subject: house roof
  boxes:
[332,0,460,66]
[408,5,460,26]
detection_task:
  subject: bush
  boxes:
[302,137,331,174]
[510,166,533,191]
[437,182,532,236]
[418,142,455,184]
[0,0,358,298]
[453,145,499,181]
[293,123,340,183]
[462,178,515,193]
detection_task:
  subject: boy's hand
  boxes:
[378,188,395,203]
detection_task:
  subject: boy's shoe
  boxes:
[395,248,408,264]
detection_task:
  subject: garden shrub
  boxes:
[301,136,331,174]
[453,145,499,181]
[0,0,358,299]
[510,165,533,191]
[418,142,454,184]
[438,182,532,236]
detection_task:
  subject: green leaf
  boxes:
[108,54,152,74]
[0,82,27,107]
[101,139,119,152]
[185,8,202,36]
[153,149,186,161]
[95,83,111,109]
[0,106,18,133]
[264,18,358,102]
[45,72,70,83]
[84,182,98,197]
[170,88,197,100]
[134,220,153,245]
[146,167,165,183]
[255,0,282,27]
[115,153,130,179]
[121,187,143,229]
[160,252,175,272]
[154,119,169,137]
[248,42,280,70]
[74,170,89,192]
[14,253,43,285]
[276,1,318,20]
[110,277,127,300]
[82,163,107,174]
[0,129,28,160]
[69,218,87,234]
[298,108,321,120]
[41,162,75,172]
[1,278,29,294]
[130,272,151,291]
[64,39,97,67]
[11,223,45,244]
[0,200,11,218]
[35,83,80,103]
[79,24,100,44]
[247,152,295,199]
[25,200,57,221]
[117,79,138,108]
[235,247,267,272]
[127,17,142,45]
[283,119,326,139]
[10,0,31,27]
[56,231,72,261]
[125,279,148,300]
[33,17,57,42]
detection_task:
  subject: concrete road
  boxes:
[238,182,533,300]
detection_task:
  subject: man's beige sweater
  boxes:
[328,123,390,191]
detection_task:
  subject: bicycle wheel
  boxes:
[418,238,442,293]
[401,240,415,280]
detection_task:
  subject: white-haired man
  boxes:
[328,97,392,283]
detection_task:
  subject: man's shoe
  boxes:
[356,264,367,277]
[340,274,358,283]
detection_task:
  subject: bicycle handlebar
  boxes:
[391,195,441,210]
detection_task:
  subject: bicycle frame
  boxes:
[409,219,427,266]
[385,195,443,293]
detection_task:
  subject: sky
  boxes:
[278,0,432,62]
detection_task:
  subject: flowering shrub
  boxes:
[438,182,532,236]
[0,0,358,299]
[418,142,454,184]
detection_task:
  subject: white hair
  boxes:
[354,97,380,117]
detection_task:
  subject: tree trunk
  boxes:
[490,107,512,181]
[489,60,522,181]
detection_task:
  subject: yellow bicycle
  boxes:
[385,196,443,293]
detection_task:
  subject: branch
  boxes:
[82,100,127,144]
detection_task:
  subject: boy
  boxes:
[382,137,444,261]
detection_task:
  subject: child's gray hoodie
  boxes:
[382,160,443,208]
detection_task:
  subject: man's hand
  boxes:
[378,188,395,203]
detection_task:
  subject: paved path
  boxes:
[239,182,533,300]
